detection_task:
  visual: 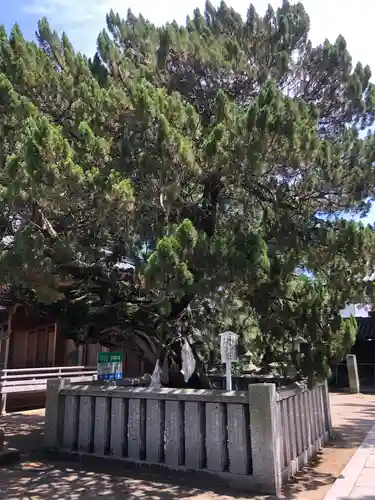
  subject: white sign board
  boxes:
[220,331,238,363]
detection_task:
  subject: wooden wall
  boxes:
[2,305,151,379]
[0,321,9,369]
[8,324,57,369]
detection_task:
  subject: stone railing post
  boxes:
[346,354,360,393]
[248,383,281,496]
[323,380,333,436]
[44,378,70,448]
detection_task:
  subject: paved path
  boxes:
[282,392,375,500]
[323,423,375,499]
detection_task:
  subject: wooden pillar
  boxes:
[63,339,76,366]
[1,307,13,415]
[77,344,84,365]
[47,323,57,367]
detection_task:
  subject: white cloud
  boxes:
[24,0,375,74]
[24,0,204,54]
[24,0,131,54]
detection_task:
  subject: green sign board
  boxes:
[97,351,123,381]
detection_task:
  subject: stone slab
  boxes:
[62,395,78,449]
[227,403,250,475]
[349,486,375,499]
[128,399,145,460]
[354,467,375,488]
[93,397,109,455]
[78,396,93,452]
[205,402,227,472]
[146,399,164,463]
[110,398,127,458]
[165,400,184,467]
[184,401,204,469]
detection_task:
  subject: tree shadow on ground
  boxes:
[0,457,278,500]
[0,410,276,500]
[281,452,338,498]
[1,411,45,454]
[328,398,375,449]
[9,456,285,500]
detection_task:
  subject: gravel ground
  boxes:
[0,392,374,500]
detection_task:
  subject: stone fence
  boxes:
[277,382,332,482]
[44,379,332,496]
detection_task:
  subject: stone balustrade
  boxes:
[44,379,332,495]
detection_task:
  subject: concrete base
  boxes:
[0,449,21,466]
[43,448,279,496]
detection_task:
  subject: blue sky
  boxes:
[4,1,375,65]
[3,0,375,224]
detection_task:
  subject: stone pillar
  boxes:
[248,383,281,496]
[346,354,360,393]
[44,378,70,448]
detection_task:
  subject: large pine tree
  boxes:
[1,1,375,384]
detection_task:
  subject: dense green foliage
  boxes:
[1,1,375,383]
